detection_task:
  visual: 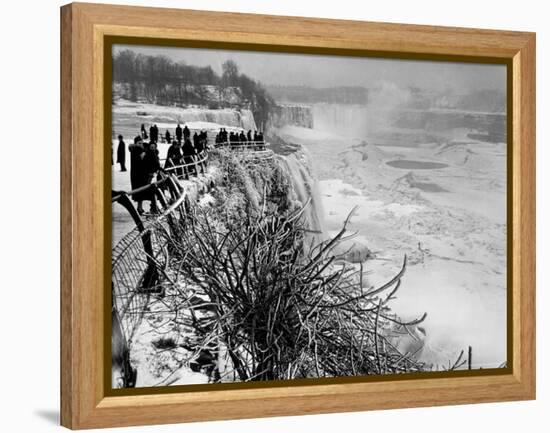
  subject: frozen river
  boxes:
[279,123,507,370]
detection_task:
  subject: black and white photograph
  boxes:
[110,44,507,389]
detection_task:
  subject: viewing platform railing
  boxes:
[110,135,269,387]
[163,150,209,180]
[215,140,268,151]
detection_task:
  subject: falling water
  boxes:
[311,103,370,139]
[275,149,371,263]
[275,151,327,243]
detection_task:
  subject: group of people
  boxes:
[140,123,160,143]
[140,123,178,145]
[114,123,210,214]
[175,123,190,143]
[136,122,265,149]
[214,128,264,147]
[164,128,209,178]
[127,135,162,215]
[113,123,265,215]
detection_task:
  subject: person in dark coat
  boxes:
[181,138,196,178]
[141,124,148,139]
[129,137,147,214]
[143,142,160,177]
[195,133,207,173]
[149,124,159,143]
[165,140,183,178]
[229,131,237,147]
[195,135,204,154]
[183,125,190,141]
[216,128,223,146]
[165,130,171,144]
[142,142,161,213]
[116,135,127,172]
[247,130,252,143]
[193,132,200,149]
[175,123,182,142]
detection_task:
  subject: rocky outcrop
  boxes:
[112,99,257,132]
[173,107,257,131]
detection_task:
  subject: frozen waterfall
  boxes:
[311,103,370,139]
[275,151,326,243]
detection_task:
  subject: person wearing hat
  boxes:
[116,134,127,172]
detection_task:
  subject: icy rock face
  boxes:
[238,109,257,132]
[112,100,257,135]
[173,107,257,131]
[274,146,372,263]
[268,104,314,129]
[178,167,222,207]
[275,150,326,242]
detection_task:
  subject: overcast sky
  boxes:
[114,44,506,94]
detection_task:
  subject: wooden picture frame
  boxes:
[60,2,535,429]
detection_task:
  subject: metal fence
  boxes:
[163,150,209,180]
[111,172,188,388]
[110,142,271,387]
[215,140,268,151]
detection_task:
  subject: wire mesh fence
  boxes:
[112,226,161,343]
[111,172,189,388]
[110,144,273,387]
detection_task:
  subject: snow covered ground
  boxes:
[112,100,507,387]
[280,123,507,369]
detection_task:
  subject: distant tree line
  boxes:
[112,50,274,129]
[266,85,369,105]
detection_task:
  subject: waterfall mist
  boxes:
[310,82,412,140]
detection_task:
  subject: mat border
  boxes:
[61,2,535,429]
